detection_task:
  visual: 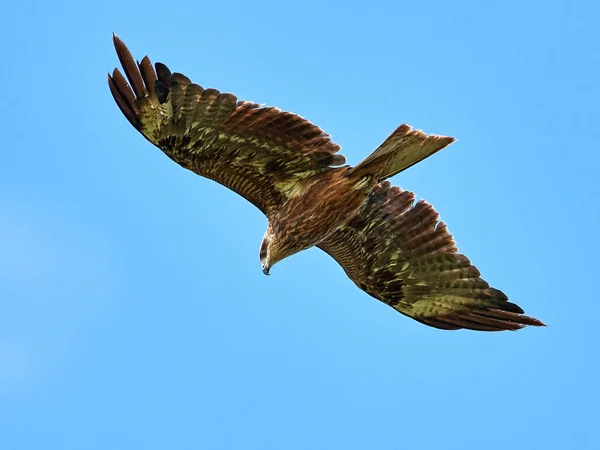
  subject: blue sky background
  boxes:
[1,0,598,448]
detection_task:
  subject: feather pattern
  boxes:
[108,34,345,214]
[318,182,545,331]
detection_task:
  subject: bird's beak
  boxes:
[262,264,270,276]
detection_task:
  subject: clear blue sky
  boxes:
[1,0,598,448]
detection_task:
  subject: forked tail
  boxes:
[349,124,455,181]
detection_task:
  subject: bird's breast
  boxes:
[273,169,372,249]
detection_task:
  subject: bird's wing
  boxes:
[318,181,544,331]
[108,35,345,214]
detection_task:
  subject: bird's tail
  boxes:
[348,124,455,181]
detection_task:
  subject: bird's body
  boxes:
[266,167,375,262]
[109,35,544,331]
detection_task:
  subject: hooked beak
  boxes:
[262,264,270,276]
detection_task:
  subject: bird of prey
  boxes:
[108,35,544,331]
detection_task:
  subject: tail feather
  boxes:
[350,124,455,181]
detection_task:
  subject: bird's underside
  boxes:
[108,34,545,331]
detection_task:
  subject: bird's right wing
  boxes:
[318,181,544,331]
[108,35,345,214]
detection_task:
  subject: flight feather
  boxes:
[108,34,345,213]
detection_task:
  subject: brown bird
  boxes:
[108,35,544,331]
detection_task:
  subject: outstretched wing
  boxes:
[318,182,545,331]
[108,35,345,214]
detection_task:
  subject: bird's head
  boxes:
[259,225,293,276]
[259,231,275,276]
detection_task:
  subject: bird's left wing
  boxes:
[318,181,545,331]
[108,35,345,214]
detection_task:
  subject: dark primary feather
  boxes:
[108,34,345,214]
[319,182,545,331]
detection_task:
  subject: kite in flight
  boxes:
[108,35,544,331]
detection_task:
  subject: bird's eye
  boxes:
[259,241,268,259]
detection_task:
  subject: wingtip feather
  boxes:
[112,34,147,98]
[108,72,138,128]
